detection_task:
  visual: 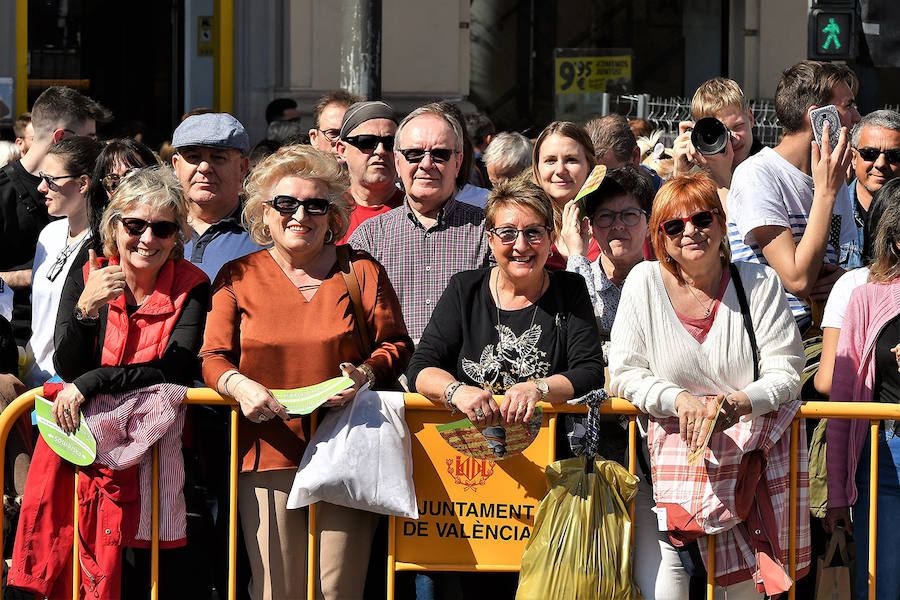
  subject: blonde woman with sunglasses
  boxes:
[200,145,412,600]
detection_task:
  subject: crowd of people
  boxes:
[0,56,898,599]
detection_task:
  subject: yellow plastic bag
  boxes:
[516,455,642,600]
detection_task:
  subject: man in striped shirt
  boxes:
[349,103,492,342]
[727,60,861,333]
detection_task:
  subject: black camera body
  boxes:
[690,117,730,155]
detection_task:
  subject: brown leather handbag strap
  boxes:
[336,244,371,351]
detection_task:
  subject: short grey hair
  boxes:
[852,109,900,148]
[394,103,464,153]
[482,132,533,172]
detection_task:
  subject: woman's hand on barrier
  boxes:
[499,382,541,424]
[323,362,367,407]
[561,199,591,258]
[232,377,289,423]
[453,386,499,425]
[823,506,852,536]
[713,392,751,433]
[675,392,721,452]
[78,249,127,317]
[52,383,86,434]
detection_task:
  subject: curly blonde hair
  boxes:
[99,165,191,260]
[242,145,351,245]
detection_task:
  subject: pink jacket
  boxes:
[826,278,900,508]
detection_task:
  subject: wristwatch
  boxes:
[533,378,549,402]
[73,305,99,324]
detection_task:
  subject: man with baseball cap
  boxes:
[172,112,263,280]
[336,100,404,242]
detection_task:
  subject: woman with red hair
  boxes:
[609,173,806,599]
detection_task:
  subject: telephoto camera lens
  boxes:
[690,117,730,155]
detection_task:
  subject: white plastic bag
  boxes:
[287,388,418,519]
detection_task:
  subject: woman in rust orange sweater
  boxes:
[199,145,412,600]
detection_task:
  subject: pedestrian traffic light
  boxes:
[808,5,856,60]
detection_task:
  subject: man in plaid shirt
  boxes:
[349,103,492,342]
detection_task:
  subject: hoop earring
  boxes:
[324,230,335,244]
[262,224,271,238]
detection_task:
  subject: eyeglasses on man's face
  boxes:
[398,148,456,164]
[855,147,900,164]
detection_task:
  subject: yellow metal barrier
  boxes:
[0,390,895,600]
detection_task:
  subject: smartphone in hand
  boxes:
[810,105,841,150]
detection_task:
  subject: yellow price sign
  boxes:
[555,55,631,95]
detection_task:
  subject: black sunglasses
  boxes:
[119,217,180,238]
[398,148,456,164]
[38,172,81,188]
[268,195,330,216]
[344,134,395,151]
[856,147,900,164]
[660,209,718,236]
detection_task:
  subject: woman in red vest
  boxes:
[8,165,209,599]
[51,164,208,425]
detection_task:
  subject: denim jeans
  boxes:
[853,429,900,599]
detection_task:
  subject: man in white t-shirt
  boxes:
[728,60,861,333]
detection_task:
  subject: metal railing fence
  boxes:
[0,389,893,599]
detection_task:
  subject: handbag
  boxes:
[286,388,418,518]
[814,527,854,600]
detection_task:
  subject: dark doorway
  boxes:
[28,0,184,149]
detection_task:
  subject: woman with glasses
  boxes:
[52,164,207,426]
[11,166,210,598]
[561,163,652,365]
[609,173,805,599]
[25,136,102,387]
[826,184,900,600]
[530,120,599,270]
[558,164,652,467]
[87,139,160,253]
[408,177,604,439]
[200,145,412,600]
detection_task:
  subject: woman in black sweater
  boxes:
[407,178,604,425]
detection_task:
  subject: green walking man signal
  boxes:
[807,6,856,61]
[822,17,841,50]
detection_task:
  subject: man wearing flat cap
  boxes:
[336,100,404,242]
[172,112,263,280]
